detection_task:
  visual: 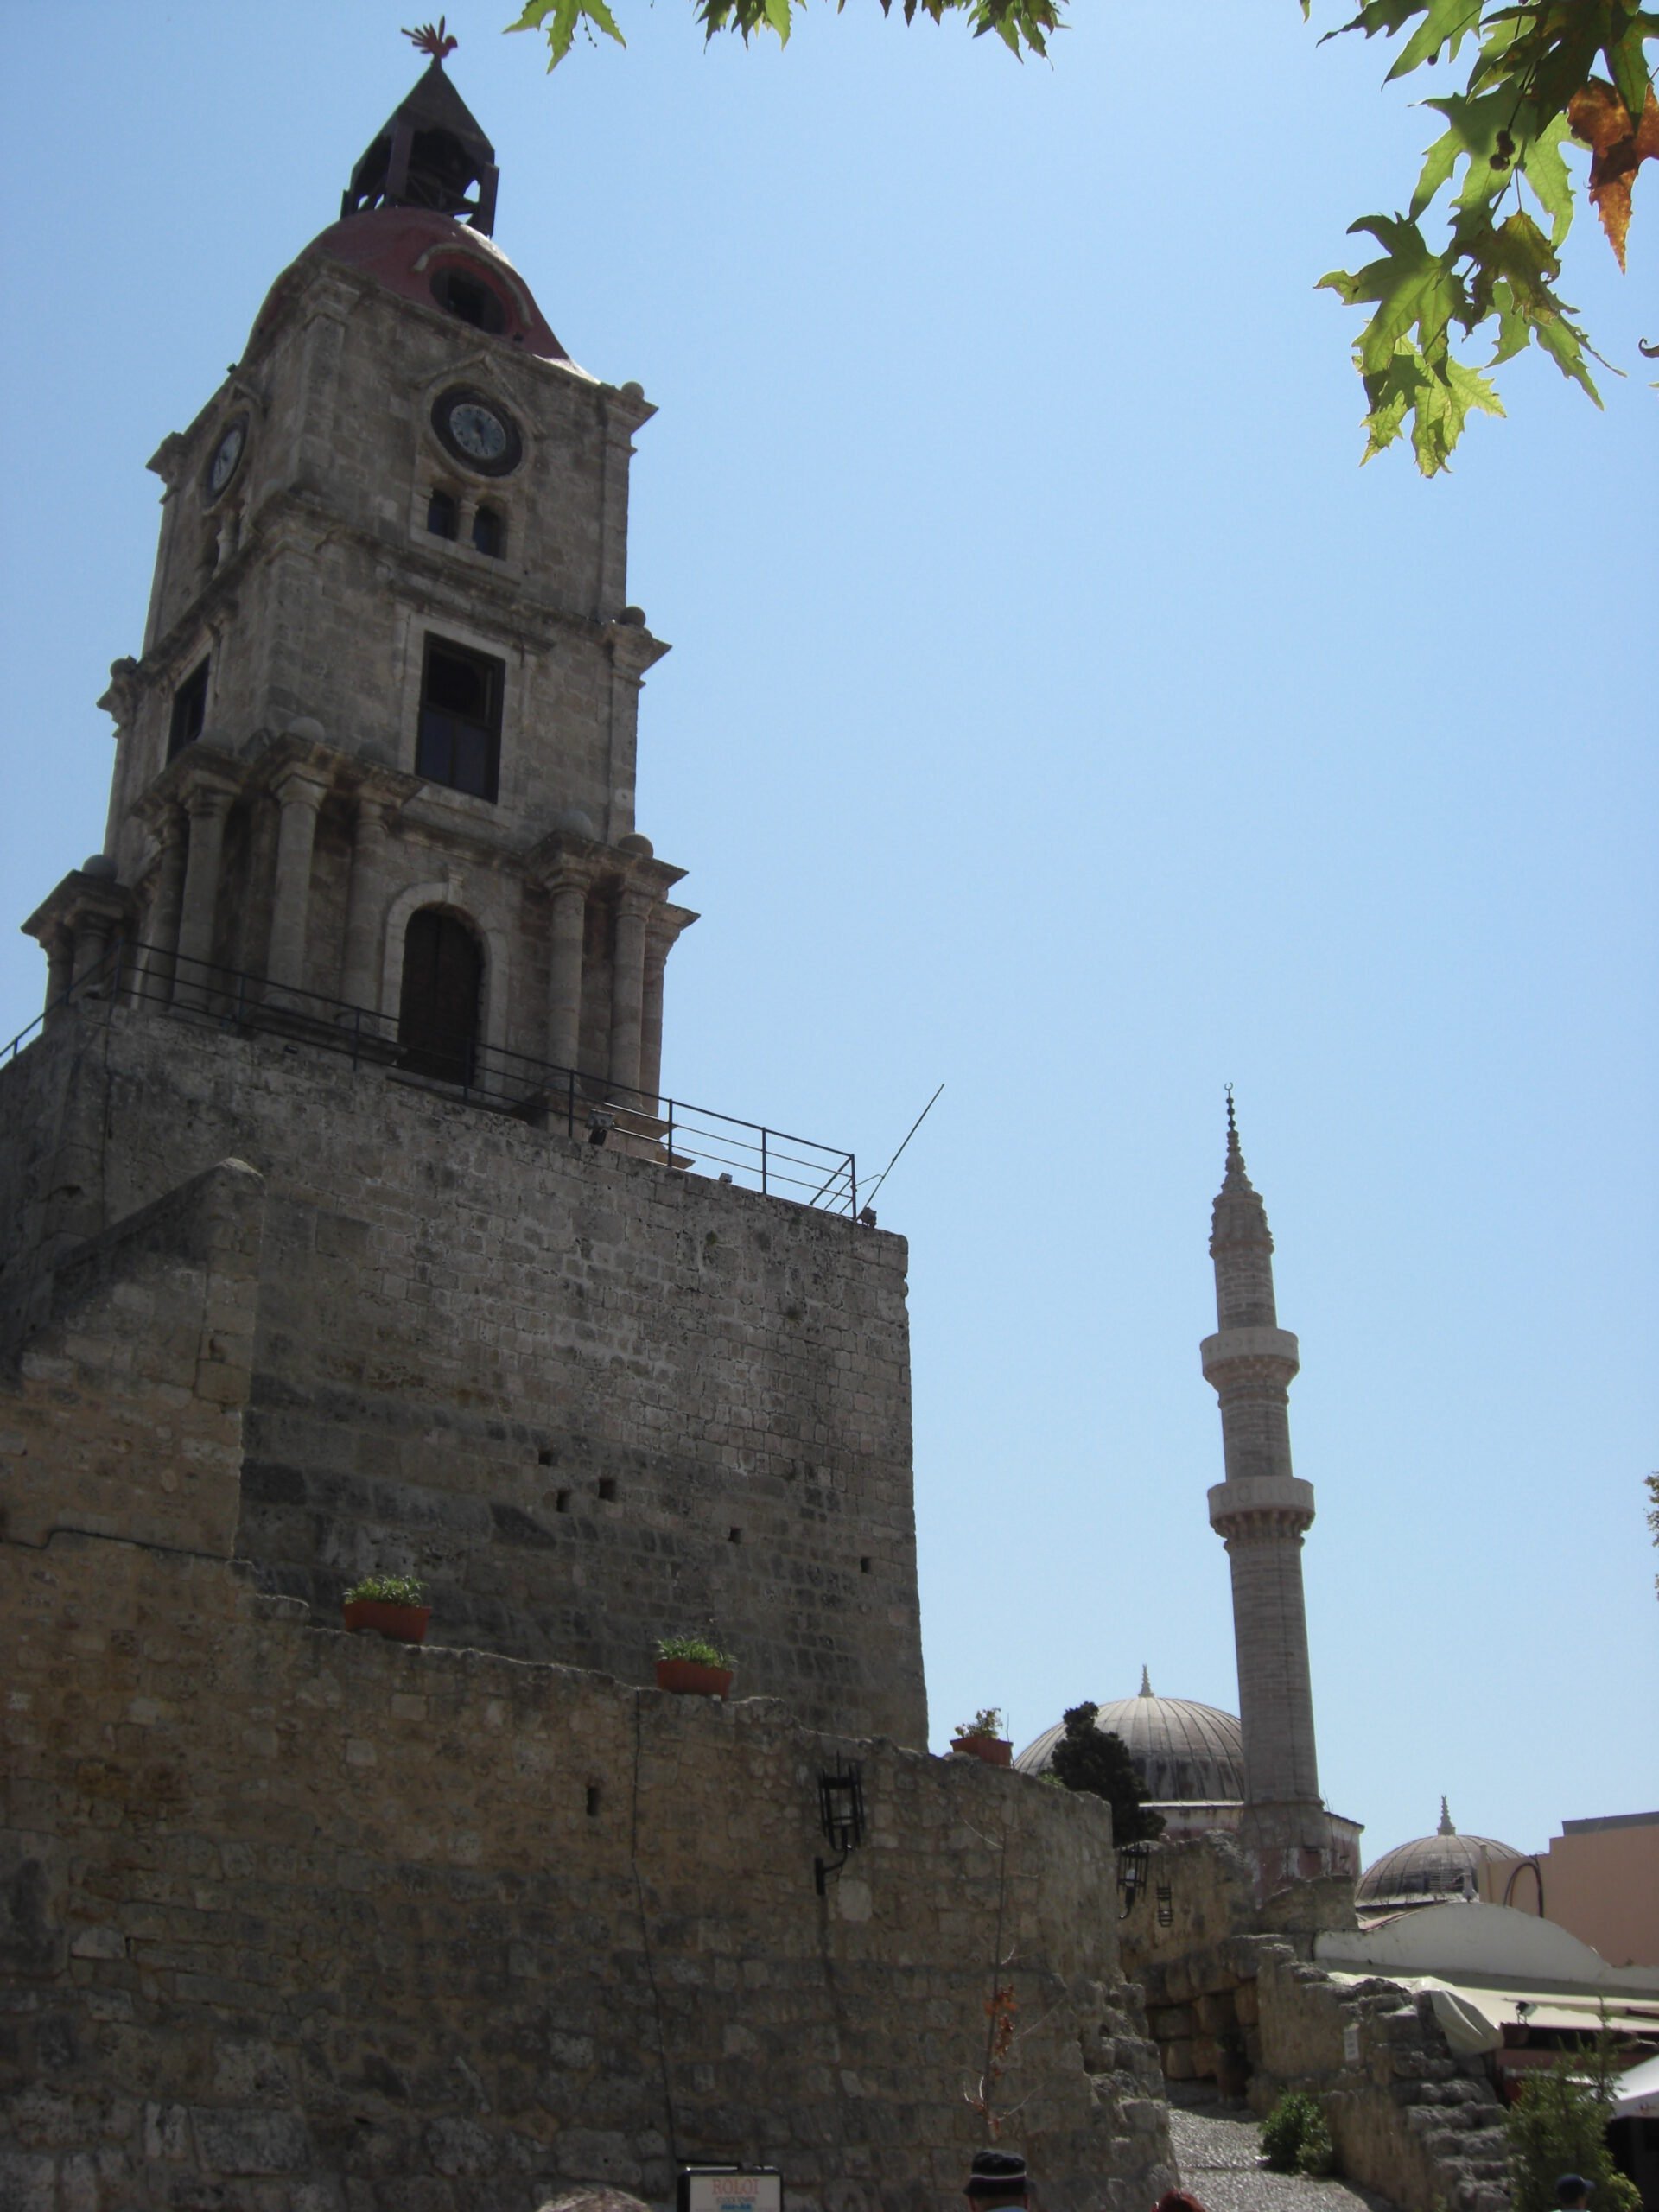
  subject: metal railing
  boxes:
[3,938,860,1218]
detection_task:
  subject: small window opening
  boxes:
[537,1446,555,1467]
[416,635,503,803]
[585,1783,601,1817]
[471,505,505,559]
[597,1477,616,1503]
[728,1527,742,1546]
[430,266,507,334]
[427,487,459,540]
[554,1489,571,1515]
[168,659,210,760]
[860,1556,873,1575]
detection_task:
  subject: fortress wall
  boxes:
[0,1009,924,1743]
[1,1548,1173,2211]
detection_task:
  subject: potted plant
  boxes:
[951,1708,1013,1766]
[654,1634,735,1698]
[342,1573,431,1645]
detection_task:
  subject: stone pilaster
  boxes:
[266,766,329,995]
[339,794,391,1015]
[175,777,238,1004]
[137,804,188,1004]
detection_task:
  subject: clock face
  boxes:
[206,416,248,499]
[432,386,521,477]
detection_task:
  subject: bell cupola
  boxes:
[341,22,499,234]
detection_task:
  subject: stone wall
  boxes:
[0,1008,924,1745]
[1252,1948,1510,2212]
[0,1190,1174,2209]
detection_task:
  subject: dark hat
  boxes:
[1554,2181,1592,2203]
[966,2152,1028,2199]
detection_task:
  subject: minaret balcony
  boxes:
[1207,1473,1316,1537]
[1199,1324,1300,1385]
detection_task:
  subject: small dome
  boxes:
[1015,1670,1246,1803]
[1357,1801,1523,1908]
[249,207,568,363]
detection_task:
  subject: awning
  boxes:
[1613,2050,1659,2120]
[1325,1971,1659,2051]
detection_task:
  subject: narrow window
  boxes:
[397,908,482,1085]
[427,487,459,540]
[168,659,209,760]
[728,1527,742,1546]
[585,1784,601,1817]
[554,1490,571,1515]
[860,1556,873,1575]
[416,636,503,803]
[597,1478,616,1503]
[471,505,505,559]
[430,266,506,334]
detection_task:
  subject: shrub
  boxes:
[1262,2090,1333,2176]
[955,1708,1004,1739]
[655,1634,734,1668]
[343,1573,427,1606]
[1506,2053,1641,2212]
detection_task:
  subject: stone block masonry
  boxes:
[1,1512,1174,2208]
[0,1004,923,1745]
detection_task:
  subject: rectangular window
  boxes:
[168,658,209,760]
[416,636,503,803]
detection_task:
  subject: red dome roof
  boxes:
[249,207,568,363]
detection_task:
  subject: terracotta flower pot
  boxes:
[655,1657,734,1698]
[951,1733,1012,1766]
[343,1599,431,1644]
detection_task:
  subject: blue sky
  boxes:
[2,3,1654,1877]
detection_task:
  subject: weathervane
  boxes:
[404,17,459,60]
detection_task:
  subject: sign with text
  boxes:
[678,2168,783,2212]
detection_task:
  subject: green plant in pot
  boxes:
[342,1573,431,1645]
[951,1707,1012,1766]
[654,1634,735,1697]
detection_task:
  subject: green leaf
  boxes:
[1325,213,1468,374]
[506,0,625,66]
[1604,10,1655,126]
[764,0,793,39]
[1521,111,1574,247]
[1388,0,1489,80]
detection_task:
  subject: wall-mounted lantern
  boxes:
[814,1760,866,1895]
[1116,1841,1149,1918]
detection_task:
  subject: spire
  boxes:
[1209,1089,1277,1327]
[1439,1796,1456,1836]
[1140,1665,1153,1697]
[341,34,499,234]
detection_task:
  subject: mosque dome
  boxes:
[1014,1670,1246,1803]
[1356,1800,1524,1909]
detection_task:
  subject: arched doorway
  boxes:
[398,908,482,1084]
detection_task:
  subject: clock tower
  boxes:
[30,50,693,1100]
[7,54,925,1743]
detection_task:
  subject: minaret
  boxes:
[1201,1094,1329,1885]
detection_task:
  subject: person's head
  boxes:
[965,2150,1027,2211]
[1555,2177,1592,2210]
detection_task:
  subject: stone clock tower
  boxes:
[30,54,692,1101]
[5,56,928,1745]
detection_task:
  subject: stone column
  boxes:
[71,914,115,992]
[639,921,674,1109]
[546,872,588,1072]
[42,934,73,1027]
[266,767,328,998]
[339,794,391,1020]
[175,784,234,1005]
[137,805,187,1004]
[607,887,651,1098]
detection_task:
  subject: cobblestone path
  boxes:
[1170,2101,1401,2212]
